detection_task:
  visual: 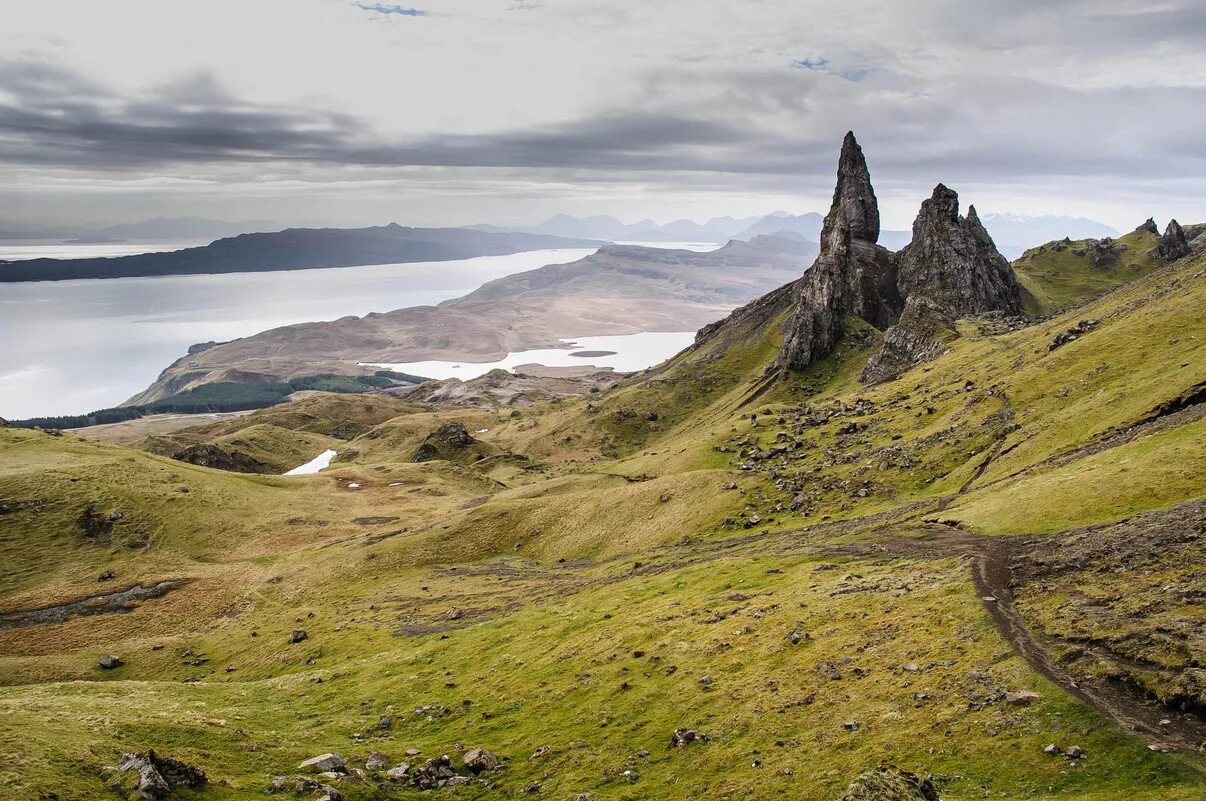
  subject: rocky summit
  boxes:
[707,133,1023,384]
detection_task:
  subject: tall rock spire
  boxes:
[690,133,1026,384]
[776,133,899,371]
[824,131,881,244]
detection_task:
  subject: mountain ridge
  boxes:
[0,224,604,282]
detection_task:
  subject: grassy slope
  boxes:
[0,253,1204,798]
[1012,230,1162,315]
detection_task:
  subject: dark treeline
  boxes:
[9,371,430,430]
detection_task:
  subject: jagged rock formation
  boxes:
[894,185,1022,317]
[862,185,1022,382]
[1156,219,1190,260]
[776,132,900,370]
[692,133,1022,383]
[859,296,956,384]
[1136,218,1160,235]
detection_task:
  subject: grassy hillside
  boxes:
[1011,229,1163,315]
[0,251,1204,799]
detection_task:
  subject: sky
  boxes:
[2,0,1204,232]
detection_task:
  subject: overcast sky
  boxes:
[2,0,1204,231]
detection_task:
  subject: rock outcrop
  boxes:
[171,444,269,473]
[894,186,1021,317]
[1135,218,1160,235]
[836,766,940,801]
[411,422,478,462]
[859,296,956,384]
[688,133,1023,383]
[1156,219,1190,260]
[108,750,206,799]
[861,185,1022,382]
[776,132,900,371]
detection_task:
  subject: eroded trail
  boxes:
[880,526,1205,754]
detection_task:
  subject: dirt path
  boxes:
[880,526,1205,754]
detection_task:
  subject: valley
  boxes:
[0,134,1202,801]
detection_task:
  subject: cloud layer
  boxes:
[2,0,1204,228]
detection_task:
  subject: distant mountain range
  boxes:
[2,211,1121,263]
[0,224,602,282]
[977,213,1119,251]
[465,211,1117,257]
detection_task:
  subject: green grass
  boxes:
[1,248,1205,799]
[1012,230,1163,315]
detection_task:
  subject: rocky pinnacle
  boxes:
[1156,219,1190,261]
[699,133,1026,381]
[825,131,881,244]
[776,133,899,371]
[895,185,1022,318]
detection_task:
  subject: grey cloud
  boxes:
[1,52,1204,196]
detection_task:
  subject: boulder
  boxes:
[669,728,705,748]
[98,654,124,670]
[290,629,308,644]
[109,750,206,800]
[463,747,500,774]
[365,752,390,771]
[1156,219,1191,260]
[297,753,347,774]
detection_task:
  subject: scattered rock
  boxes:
[1048,319,1099,351]
[108,750,206,800]
[463,747,500,774]
[365,752,390,771]
[290,629,308,644]
[297,754,347,774]
[98,654,124,670]
[410,755,466,789]
[670,728,705,748]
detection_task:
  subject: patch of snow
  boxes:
[283,449,337,476]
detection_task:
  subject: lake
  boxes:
[0,240,725,420]
[364,331,698,380]
[0,246,597,419]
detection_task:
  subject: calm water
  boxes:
[0,247,597,418]
[364,331,698,380]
